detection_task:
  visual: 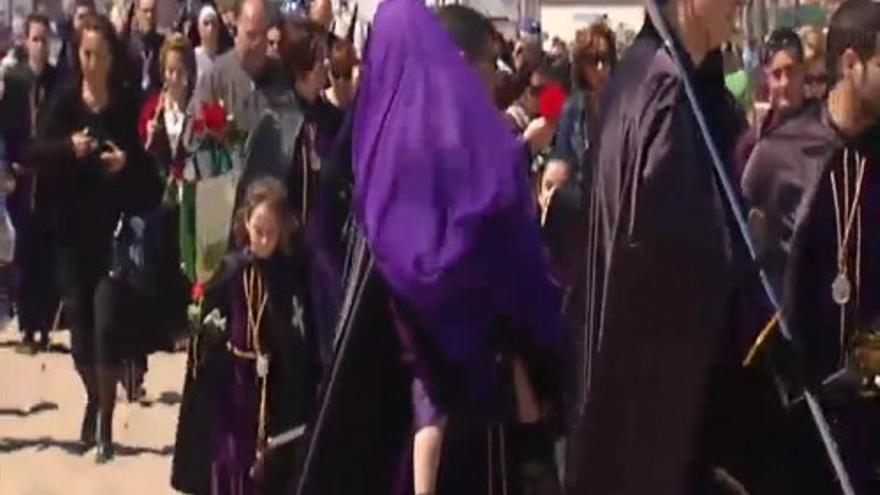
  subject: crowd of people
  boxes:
[1,0,879,493]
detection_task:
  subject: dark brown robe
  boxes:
[569,21,775,495]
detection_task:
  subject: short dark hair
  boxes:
[762,28,804,66]
[329,39,358,79]
[73,0,96,13]
[25,13,50,37]
[827,0,880,82]
[434,5,494,63]
[279,17,327,80]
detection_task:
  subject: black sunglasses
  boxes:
[583,52,614,67]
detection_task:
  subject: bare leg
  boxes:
[413,418,447,495]
[512,356,541,424]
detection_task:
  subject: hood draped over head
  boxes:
[353,0,564,383]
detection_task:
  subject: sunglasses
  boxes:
[583,52,613,67]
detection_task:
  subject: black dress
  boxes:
[25,81,163,366]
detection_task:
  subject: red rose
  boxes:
[538,83,567,122]
[192,118,206,135]
[170,162,184,181]
[201,101,227,135]
[191,281,205,302]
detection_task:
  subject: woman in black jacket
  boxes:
[25,14,162,463]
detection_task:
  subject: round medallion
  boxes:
[257,355,270,378]
[832,272,852,306]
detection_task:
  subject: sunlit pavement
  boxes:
[0,320,187,494]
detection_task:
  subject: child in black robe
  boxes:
[172,177,318,495]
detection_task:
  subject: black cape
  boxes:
[741,103,838,299]
[296,231,560,495]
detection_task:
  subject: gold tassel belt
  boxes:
[227,342,262,361]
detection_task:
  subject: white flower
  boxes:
[203,308,227,332]
[187,303,201,321]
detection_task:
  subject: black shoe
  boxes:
[94,406,115,464]
[15,333,38,355]
[38,334,51,352]
[14,341,39,355]
[95,441,115,464]
[78,403,98,454]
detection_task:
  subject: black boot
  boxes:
[39,330,51,352]
[15,331,38,355]
[95,365,120,464]
[74,365,98,454]
[80,402,98,449]
[95,413,115,464]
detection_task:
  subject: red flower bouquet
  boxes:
[191,99,246,177]
[192,100,241,142]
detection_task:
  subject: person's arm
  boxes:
[185,62,218,150]
[190,58,219,113]
[553,95,580,164]
[0,51,19,101]
[113,101,163,215]
[23,88,77,174]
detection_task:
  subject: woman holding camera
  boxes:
[25,14,162,463]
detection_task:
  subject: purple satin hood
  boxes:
[353,0,565,371]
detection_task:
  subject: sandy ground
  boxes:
[0,320,186,495]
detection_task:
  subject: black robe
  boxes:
[741,102,833,298]
[743,103,880,493]
[297,112,565,494]
[171,249,319,495]
[297,230,563,495]
[569,22,777,495]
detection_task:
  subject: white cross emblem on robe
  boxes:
[291,296,305,338]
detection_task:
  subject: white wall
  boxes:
[541,3,644,41]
